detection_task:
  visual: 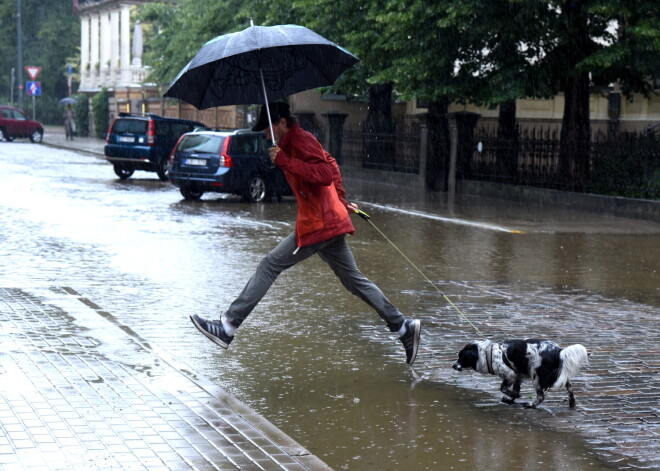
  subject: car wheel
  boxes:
[113,164,134,180]
[155,159,169,181]
[0,128,6,141]
[180,186,203,201]
[244,175,268,202]
[30,128,43,143]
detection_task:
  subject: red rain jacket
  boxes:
[274,124,355,248]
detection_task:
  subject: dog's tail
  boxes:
[553,344,589,388]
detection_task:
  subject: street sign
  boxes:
[24,66,41,81]
[27,81,41,96]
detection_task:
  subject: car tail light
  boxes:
[147,119,156,146]
[220,136,233,167]
[169,134,186,163]
[106,118,117,143]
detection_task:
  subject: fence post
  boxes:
[322,111,348,165]
[447,112,480,192]
[418,119,428,190]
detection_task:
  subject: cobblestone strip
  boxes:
[410,281,660,470]
[0,288,329,471]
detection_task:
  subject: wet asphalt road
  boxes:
[1,140,659,470]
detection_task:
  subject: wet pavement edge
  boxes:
[1,286,332,471]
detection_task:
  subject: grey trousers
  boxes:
[224,233,405,332]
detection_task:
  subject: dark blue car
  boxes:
[104,113,205,180]
[168,129,292,202]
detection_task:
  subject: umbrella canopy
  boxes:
[163,24,360,110]
[58,97,77,105]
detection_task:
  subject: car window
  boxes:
[2,109,12,119]
[230,135,259,154]
[155,121,171,137]
[12,109,26,120]
[178,134,224,154]
[112,119,147,135]
[173,122,197,136]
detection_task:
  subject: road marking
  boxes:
[361,202,525,234]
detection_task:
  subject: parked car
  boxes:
[104,113,206,181]
[168,129,292,202]
[0,106,44,143]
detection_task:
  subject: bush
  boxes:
[590,133,660,200]
[73,94,89,137]
[92,88,110,139]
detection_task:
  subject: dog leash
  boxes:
[354,208,488,340]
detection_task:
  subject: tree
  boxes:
[435,0,659,190]
[0,0,79,122]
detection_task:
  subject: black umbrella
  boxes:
[163,23,359,143]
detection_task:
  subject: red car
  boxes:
[0,106,44,143]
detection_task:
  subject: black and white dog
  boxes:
[452,339,588,408]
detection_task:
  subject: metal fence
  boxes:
[468,126,659,196]
[341,127,420,174]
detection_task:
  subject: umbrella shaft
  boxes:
[259,68,277,147]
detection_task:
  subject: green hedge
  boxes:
[590,133,660,200]
[92,88,110,139]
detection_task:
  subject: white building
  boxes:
[74,0,149,93]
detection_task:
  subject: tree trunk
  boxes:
[496,99,518,180]
[425,97,450,191]
[558,0,591,191]
[363,83,395,170]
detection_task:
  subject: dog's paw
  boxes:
[569,398,576,409]
[523,402,537,409]
[501,397,516,405]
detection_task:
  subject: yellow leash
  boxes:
[354,208,488,340]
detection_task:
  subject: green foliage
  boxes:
[139,1,251,85]
[590,134,660,199]
[73,94,89,137]
[92,88,109,139]
[0,0,79,123]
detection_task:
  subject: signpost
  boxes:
[25,67,41,120]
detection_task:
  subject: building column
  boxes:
[110,9,120,86]
[100,12,111,85]
[120,4,131,86]
[89,13,100,88]
[80,15,90,89]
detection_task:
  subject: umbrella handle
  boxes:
[259,68,277,147]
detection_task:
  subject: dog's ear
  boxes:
[457,343,479,370]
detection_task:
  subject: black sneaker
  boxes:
[190,314,234,349]
[399,319,421,365]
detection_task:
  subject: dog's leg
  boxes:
[566,381,576,408]
[500,379,519,405]
[525,383,545,408]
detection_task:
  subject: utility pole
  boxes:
[10,68,15,105]
[17,0,23,110]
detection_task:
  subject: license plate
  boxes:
[118,136,135,143]
[184,158,207,166]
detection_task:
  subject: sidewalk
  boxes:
[43,126,105,156]
[0,286,331,471]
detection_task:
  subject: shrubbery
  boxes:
[590,133,660,200]
[92,88,110,139]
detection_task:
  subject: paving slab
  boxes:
[0,287,331,471]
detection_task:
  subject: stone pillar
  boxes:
[447,111,480,193]
[417,119,428,190]
[80,15,90,89]
[110,9,120,85]
[90,13,100,88]
[322,112,348,165]
[100,12,111,84]
[120,4,131,85]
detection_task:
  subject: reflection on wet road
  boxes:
[1,143,658,470]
